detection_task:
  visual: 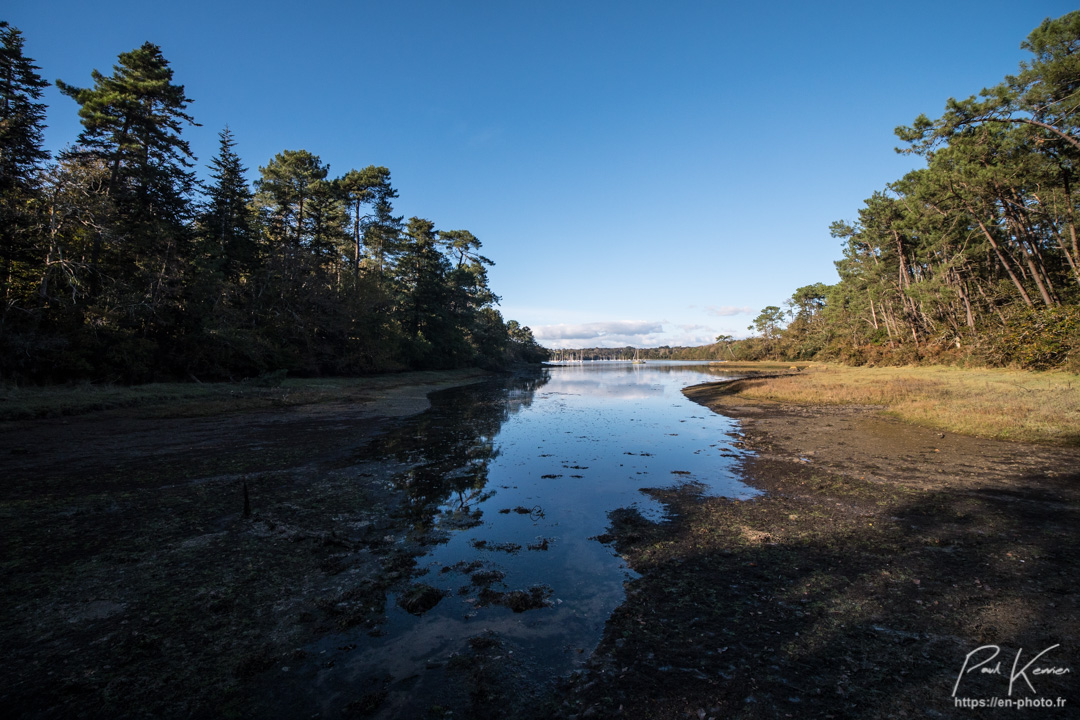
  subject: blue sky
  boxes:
[7,0,1076,348]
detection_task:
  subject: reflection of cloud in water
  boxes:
[267,362,756,719]
[543,370,669,400]
[543,378,664,400]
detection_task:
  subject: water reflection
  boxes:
[370,373,548,528]
[268,362,758,718]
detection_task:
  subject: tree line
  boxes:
[0,26,547,383]
[704,11,1080,372]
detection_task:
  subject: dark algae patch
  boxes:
[555,381,1080,719]
[477,584,555,613]
[396,583,447,615]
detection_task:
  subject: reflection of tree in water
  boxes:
[371,370,549,531]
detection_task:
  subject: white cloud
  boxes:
[705,305,754,317]
[534,321,664,341]
[532,320,737,349]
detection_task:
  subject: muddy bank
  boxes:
[6,365,1077,720]
[559,379,1079,719]
[0,368,555,719]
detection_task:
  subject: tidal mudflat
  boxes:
[1,363,753,718]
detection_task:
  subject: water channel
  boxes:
[270,361,760,716]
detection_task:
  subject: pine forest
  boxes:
[0,26,546,384]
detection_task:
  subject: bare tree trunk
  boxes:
[1067,222,1080,286]
[892,230,911,290]
[967,206,1034,307]
[353,200,361,279]
[1016,235,1055,306]
[1001,189,1058,306]
[1072,220,1080,270]
[959,279,975,329]
[881,303,896,346]
[973,279,1009,327]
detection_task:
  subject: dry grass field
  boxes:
[723,363,1080,445]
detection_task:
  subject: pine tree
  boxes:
[361,172,402,278]
[0,22,50,309]
[396,217,458,364]
[197,126,257,280]
[254,149,328,248]
[57,42,198,291]
[439,229,497,348]
[254,149,332,299]
[339,165,391,277]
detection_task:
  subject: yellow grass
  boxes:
[729,364,1080,445]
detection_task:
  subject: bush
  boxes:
[986,305,1080,370]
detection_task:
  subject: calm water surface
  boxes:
[277,362,759,716]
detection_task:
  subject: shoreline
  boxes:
[0,367,498,422]
[0,368,515,719]
[4,367,1077,718]
[682,378,1080,490]
[558,379,1080,719]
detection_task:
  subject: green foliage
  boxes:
[196,127,257,280]
[0,34,543,383]
[720,11,1080,372]
[0,22,50,315]
[56,41,197,223]
[749,306,785,339]
[984,305,1080,370]
[505,320,548,364]
[339,165,392,276]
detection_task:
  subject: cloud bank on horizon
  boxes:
[535,320,663,341]
[533,320,732,349]
[528,301,761,348]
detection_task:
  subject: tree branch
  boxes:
[964,116,1080,153]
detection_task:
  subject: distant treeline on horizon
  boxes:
[546,346,724,362]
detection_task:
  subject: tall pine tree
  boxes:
[339,165,391,278]
[0,22,49,311]
[57,42,198,298]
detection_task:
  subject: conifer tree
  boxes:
[361,173,402,278]
[0,22,49,309]
[397,217,451,355]
[440,229,497,343]
[57,42,198,292]
[339,165,391,277]
[255,149,328,248]
[197,126,257,280]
